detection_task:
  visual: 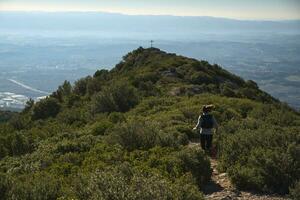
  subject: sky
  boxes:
[0,0,300,20]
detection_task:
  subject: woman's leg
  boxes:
[206,134,213,150]
[200,134,206,150]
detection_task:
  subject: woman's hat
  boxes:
[203,104,214,112]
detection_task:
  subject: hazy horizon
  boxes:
[1,11,299,36]
[0,8,300,110]
[1,10,300,22]
[1,0,300,20]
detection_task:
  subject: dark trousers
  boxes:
[200,134,213,151]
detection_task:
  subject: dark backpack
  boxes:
[200,114,214,129]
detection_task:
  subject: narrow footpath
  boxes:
[188,142,290,200]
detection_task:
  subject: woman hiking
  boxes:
[193,105,218,154]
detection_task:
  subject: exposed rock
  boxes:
[169,87,185,96]
[161,68,180,77]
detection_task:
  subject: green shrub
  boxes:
[73,167,204,200]
[81,142,124,172]
[9,115,31,130]
[86,78,102,96]
[109,82,139,112]
[91,81,139,114]
[220,84,236,97]
[66,93,81,108]
[54,137,94,155]
[109,120,161,151]
[175,124,198,140]
[8,173,62,200]
[0,173,10,199]
[0,111,17,123]
[220,129,300,194]
[52,80,72,102]
[73,77,92,96]
[5,132,33,156]
[57,108,89,126]
[290,181,300,200]
[32,97,61,120]
[91,90,117,113]
[108,112,126,123]
[176,147,212,186]
[108,120,187,151]
[90,120,113,136]
[190,71,214,85]
[127,146,211,188]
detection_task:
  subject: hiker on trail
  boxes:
[193,105,218,152]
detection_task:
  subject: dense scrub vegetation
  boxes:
[0,110,16,123]
[0,48,299,199]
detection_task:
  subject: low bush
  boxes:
[108,112,126,123]
[219,128,300,194]
[290,181,300,200]
[177,147,212,186]
[7,173,62,200]
[0,173,10,199]
[73,167,204,200]
[108,120,187,151]
[32,97,61,120]
[124,146,211,188]
[91,81,139,114]
[90,120,114,136]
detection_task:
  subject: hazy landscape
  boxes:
[0,5,300,199]
[1,11,300,110]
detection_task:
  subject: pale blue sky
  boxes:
[1,0,300,20]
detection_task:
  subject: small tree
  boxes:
[73,77,91,96]
[52,80,72,102]
[32,97,61,120]
[61,80,72,95]
[22,98,34,113]
[91,82,139,114]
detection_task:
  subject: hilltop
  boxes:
[0,48,299,200]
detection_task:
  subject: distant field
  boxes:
[286,75,300,82]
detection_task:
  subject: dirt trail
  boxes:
[188,142,290,200]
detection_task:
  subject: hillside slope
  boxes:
[0,110,16,123]
[0,48,299,200]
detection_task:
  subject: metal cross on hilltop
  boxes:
[150,40,154,48]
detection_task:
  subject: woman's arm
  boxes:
[193,115,201,130]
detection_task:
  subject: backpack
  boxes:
[200,114,214,129]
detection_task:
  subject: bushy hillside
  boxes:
[0,110,16,123]
[0,48,299,200]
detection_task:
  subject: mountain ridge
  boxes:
[1,11,299,33]
[108,47,278,104]
[2,11,300,22]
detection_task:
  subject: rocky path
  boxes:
[188,142,290,200]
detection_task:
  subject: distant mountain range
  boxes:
[1,11,299,39]
[0,11,299,110]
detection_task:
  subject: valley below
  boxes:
[1,34,299,110]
